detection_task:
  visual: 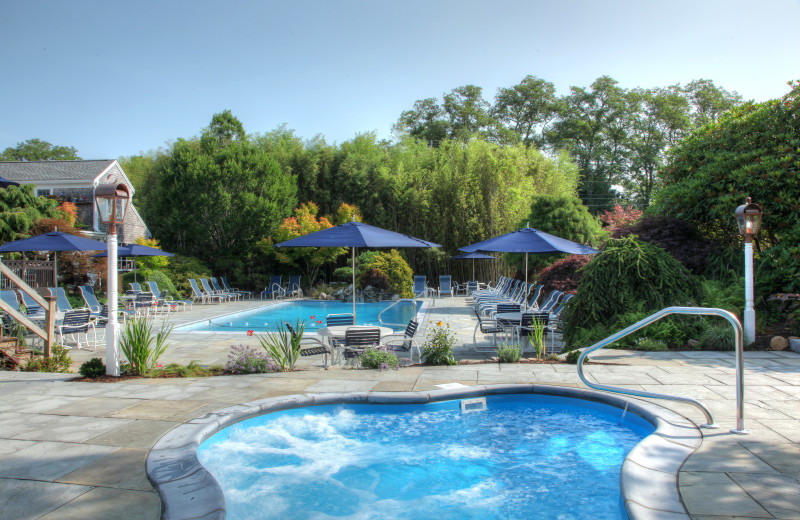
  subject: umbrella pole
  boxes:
[351,247,357,322]
[524,252,529,310]
[472,259,475,281]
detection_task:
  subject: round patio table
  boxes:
[315,325,394,364]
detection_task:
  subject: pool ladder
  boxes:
[378,298,418,328]
[576,306,749,434]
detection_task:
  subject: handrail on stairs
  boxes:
[576,306,749,434]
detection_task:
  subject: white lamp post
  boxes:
[95,182,130,376]
[735,197,762,345]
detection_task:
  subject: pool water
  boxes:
[176,300,422,333]
[198,394,653,519]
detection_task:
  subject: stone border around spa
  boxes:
[146,384,700,520]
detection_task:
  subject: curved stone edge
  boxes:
[145,384,700,520]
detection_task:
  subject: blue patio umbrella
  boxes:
[0,230,108,284]
[460,225,599,308]
[93,244,174,283]
[0,177,20,189]
[275,220,440,321]
[451,251,496,281]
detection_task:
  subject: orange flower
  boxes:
[436,321,443,326]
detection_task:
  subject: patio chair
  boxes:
[538,290,563,314]
[526,284,544,310]
[206,277,239,301]
[287,276,302,298]
[146,281,192,311]
[380,319,421,363]
[437,275,455,298]
[189,278,225,304]
[473,308,504,350]
[261,276,285,300]
[57,309,98,351]
[16,289,46,318]
[285,321,332,368]
[342,327,381,364]
[129,282,145,294]
[326,313,355,326]
[544,294,573,353]
[1,289,45,337]
[515,311,550,353]
[412,276,429,298]
[212,277,249,300]
[220,277,253,299]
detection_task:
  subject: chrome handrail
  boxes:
[378,298,417,328]
[577,306,748,434]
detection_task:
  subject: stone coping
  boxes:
[146,384,700,520]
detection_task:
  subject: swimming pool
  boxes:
[175,300,424,333]
[197,393,654,519]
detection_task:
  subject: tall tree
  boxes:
[547,76,634,213]
[0,184,65,242]
[1,139,80,161]
[392,98,449,144]
[493,75,559,148]
[684,79,743,127]
[146,112,297,267]
[442,85,495,141]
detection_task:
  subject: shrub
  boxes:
[146,270,180,298]
[632,337,668,351]
[564,236,699,345]
[23,344,72,373]
[421,321,457,366]
[358,268,390,291]
[497,343,521,363]
[546,353,561,361]
[150,360,214,378]
[537,255,592,295]
[565,349,587,364]
[367,249,413,297]
[333,266,353,281]
[699,277,744,316]
[119,318,173,376]
[225,345,278,374]
[359,346,399,369]
[698,323,736,350]
[79,358,106,378]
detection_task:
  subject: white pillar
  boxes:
[743,241,756,345]
[105,231,120,376]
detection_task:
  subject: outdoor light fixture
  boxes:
[95,181,130,376]
[735,197,762,345]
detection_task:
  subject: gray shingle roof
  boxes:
[0,160,115,182]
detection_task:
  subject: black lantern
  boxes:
[95,182,130,233]
[735,197,762,242]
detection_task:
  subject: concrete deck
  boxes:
[1,296,799,519]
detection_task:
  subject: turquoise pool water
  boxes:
[176,300,422,333]
[198,394,653,519]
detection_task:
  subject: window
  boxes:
[37,188,51,197]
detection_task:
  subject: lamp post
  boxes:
[95,182,130,376]
[735,197,762,345]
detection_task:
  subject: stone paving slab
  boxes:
[57,448,153,491]
[679,471,772,517]
[0,478,91,520]
[86,419,181,449]
[0,441,118,480]
[37,487,161,520]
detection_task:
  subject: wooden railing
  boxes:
[0,259,55,288]
[0,263,56,356]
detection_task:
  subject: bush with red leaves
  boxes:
[537,255,592,295]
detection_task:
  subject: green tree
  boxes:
[1,138,80,161]
[392,98,449,145]
[652,81,800,293]
[508,194,603,272]
[493,75,559,148]
[442,85,495,141]
[547,76,634,213]
[684,79,743,127]
[146,112,297,268]
[0,184,65,242]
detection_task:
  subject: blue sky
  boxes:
[2,0,798,159]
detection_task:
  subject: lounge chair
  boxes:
[515,311,550,353]
[16,290,46,318]
[261,276,285,300]
[212,277,250,300]
[78,285,132,324]
[206,277,239,301]
[381,319,421,363]
[201,278,236,302]
[326,313,355,326]
[47,287,74,313]
[189,278,225,304]
[412,276,429,298]
[526,284,544,310]
[538,290,564,314]
[145,281,192,311]
[129,282,145,294]
[1,289,45,335]
[57,309,98,351]
[437,275,455,298]
[220,277,253,299]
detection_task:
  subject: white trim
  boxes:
[92,160,136,196]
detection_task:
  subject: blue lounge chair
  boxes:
[209,277,242,301]
[220,277,253,299]
[261,276,285,299]
[189,279,225,304]
[212,277,251,300]
[437,275,454,298]
[202,278,236,301]
[287,276,302,298]
[47,287,74,313]
[412,276,429,298]
[146,281,192,311]
[78,285,132,323]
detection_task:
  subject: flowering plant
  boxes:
[421,321,457,366]
[225,344,278,374]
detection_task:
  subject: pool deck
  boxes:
[1,296,799,519]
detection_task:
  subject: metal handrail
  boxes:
[378,298,417,328]
[577,306,749,434]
